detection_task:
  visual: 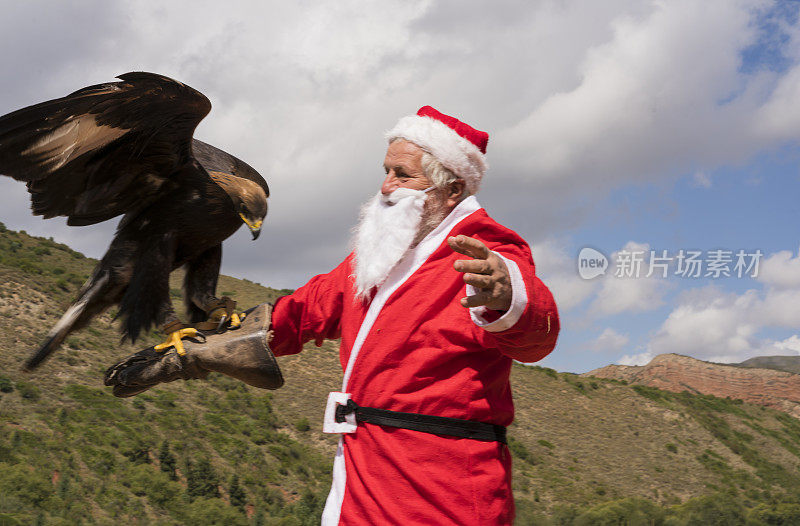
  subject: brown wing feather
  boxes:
[0,72,211,225]
[192,139,270,198]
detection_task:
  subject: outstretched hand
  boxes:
[448,235,512,312]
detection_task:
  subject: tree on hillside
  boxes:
[229,474,247,508]
[186,458,220,499]
[122,441,150,465]
[158,440,177,480]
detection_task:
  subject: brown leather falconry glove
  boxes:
[104,303,283,397]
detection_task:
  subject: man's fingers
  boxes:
[454,259,492,275]
[463,273,493,289]
[448,235,512,311]
[448,235,490,260]
[461,291,491,308]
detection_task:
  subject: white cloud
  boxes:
[531,238,673,321]
[591,328,630,352]
[644,264,800,363]
[757,247,800,289]
[692,171,712,188]
[617,349,654,366]
[588,241,669,317]
[492,0,800,218]
[771,335,800,354]
[530,238,599,312]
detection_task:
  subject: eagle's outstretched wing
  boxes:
[0,72,211,225]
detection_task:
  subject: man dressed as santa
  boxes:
[106,105,559,524]
[269,106,560,525]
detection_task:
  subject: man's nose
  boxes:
[381,173,397,195]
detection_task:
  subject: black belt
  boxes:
[335,399,507,443]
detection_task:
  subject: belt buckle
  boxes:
[323,391,357,434]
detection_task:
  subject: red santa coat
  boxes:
[270,196,559,525]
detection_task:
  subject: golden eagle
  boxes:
[0,72,270,369]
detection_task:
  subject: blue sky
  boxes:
[535,149,800,372]
[0,1,799,373]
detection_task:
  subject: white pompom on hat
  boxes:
[386,106,489,195]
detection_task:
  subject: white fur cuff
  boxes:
[468,253,527,333]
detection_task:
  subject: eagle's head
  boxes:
[194,139,270,241]
[234,179,268,240]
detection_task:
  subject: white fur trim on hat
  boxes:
[385,115,487,195]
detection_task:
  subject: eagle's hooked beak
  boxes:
[239,213,263,240]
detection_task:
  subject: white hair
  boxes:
[421,151,468,200]
[390,138,470,201]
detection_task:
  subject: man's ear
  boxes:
[446,179,465,207]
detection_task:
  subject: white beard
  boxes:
[351,188,431,300]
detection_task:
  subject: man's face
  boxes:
[351,140,464,297]
[382,139,431,194]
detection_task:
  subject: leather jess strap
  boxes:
[335,399,507,443]
[195,297,238,333]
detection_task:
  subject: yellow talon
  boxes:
[229,312,243,329]
[154,328,199,356]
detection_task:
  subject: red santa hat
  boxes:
[386,106,488,194]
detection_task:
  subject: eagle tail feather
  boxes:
[24,269,110,370]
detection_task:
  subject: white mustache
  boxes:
[381,186,433,205]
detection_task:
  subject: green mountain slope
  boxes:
[2,224,800,525]
[734,355,800,375]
